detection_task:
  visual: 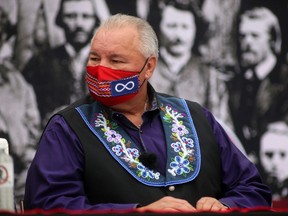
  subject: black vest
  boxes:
[59,94,222,207]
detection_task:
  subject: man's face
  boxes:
[159,6,196,57]
[87,26,154,96]
[260,132,288,182]
[238,18,272,68]
[61,0,96,50]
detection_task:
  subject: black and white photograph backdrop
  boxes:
[0,0,288,204]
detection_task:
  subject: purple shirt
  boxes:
[24,105,271,210]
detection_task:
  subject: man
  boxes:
[25,14,271,212]
[149,0,233,130]
[259,121,288,200]
[228,7,285,161]
[149,0,208,104]
[0,5,40,203]
[22,0,99,126]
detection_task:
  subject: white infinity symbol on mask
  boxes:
[115,81,135,92]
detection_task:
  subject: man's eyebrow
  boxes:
[89,51,98,55]
[88,51,127,60]
[110,53,124,58]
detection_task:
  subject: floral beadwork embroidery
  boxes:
[77,96,200,185]
[94,113,160,180]
[161,104,196,177]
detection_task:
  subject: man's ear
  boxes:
[145,56,157,80]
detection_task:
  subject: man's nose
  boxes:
[243,35,254,46]
[75,15,84,26]
[98,59,112,68]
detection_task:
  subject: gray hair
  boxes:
[94,13,159,58]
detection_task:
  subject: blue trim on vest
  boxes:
[76,95,201,186]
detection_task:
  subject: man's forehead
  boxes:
[91,37,138,57]
[162,6,194,23]
[261,133,288,151]
[63,0,94,13]
[240,18,269,34]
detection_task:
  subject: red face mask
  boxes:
[86,59,148,106]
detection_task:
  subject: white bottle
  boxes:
[0,138,15,212]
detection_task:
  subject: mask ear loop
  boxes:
[138,57,150,74]
[138,57,150,88]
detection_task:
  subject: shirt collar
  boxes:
[99,82,160,121]
[254,53,277,80]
